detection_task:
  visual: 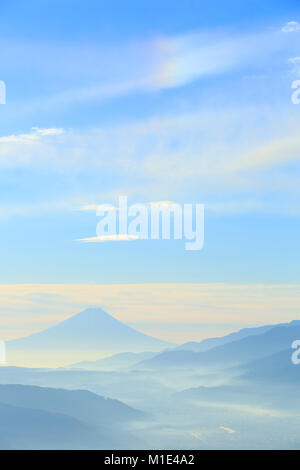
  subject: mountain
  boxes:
[0,401,100,450]
[0,384,144,426]
[0,366,173,412]
[0,384,145,449]
[69,351,156,370]
[237,348,300,384]
[136,322,300,370]
[6,308,171,367]
[176,347,300,413]
[175,320,300,352]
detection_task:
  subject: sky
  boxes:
[0,0,300,342]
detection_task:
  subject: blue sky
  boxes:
[0,1,300,341]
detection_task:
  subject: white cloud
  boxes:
[219,426,236,434]
[77,234,139,243]
[1,104,300,217]
[0,133,39,144]
[289,57,300,65]
[32,127,64,136]
[282,21,300,33]
[0,127,64,144]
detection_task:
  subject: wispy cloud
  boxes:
[219,426,236,434]
[1,103,300,217]
[77,234,139,243]
[282,21,300,33]
[0,127,64,144]
[2,25,296,113]
[2,108,299,175]
[54,27,299,102]
[1,23,299,217]
[152,28,288,90]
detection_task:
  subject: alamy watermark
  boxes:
[291,340,300,365]
[87,197,205,251]
[0,81,6,104]
[291,80,300,105]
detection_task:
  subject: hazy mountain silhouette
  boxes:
[2,319,300,450]
[137,323,300,369]
[0,384,144,426]
[70,351,156,370]
[237,348,300,384]
[7,308,171,366]
[176,345,300,414]
[175,320,300,352]
[0,383,146,449]
[0,401,100,449]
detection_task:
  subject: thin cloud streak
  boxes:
[2,25,297,112]
[77,235,139,243]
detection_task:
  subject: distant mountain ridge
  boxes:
[237,348,300,384]
[0,384,145,449]
[175,320,300,352]
[0,401,97,450]
[136,321,300,370]
[0,384,143,425]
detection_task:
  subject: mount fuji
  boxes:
[6,308,172,367]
